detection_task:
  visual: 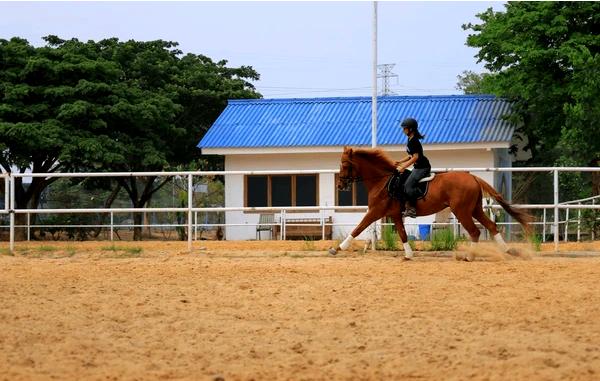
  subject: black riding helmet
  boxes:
[400,117,418,131]
[400,117,424,139]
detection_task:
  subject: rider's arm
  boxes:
[396,156,411,165]
[396,153,419,172]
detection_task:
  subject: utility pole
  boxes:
[377,63,398,96]
[371,1,379,248]
[371,1,378,149]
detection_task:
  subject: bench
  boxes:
[273,216,333,240]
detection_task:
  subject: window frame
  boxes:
[335,174,369,212]
[244,174,320,212]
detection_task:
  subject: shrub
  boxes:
[430,229,460,251]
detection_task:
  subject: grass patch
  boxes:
[101,245,143,258]
[429,229,460,251]
[65,246,77,257]
[530,234,542,252]
[1,248,13,256]
[15,246,31,256]
[37,245,58,252]
[377,223,398,250]
[302,237,316,251]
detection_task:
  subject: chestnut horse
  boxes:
[329,147,532,259]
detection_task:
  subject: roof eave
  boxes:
[200,141,511,155]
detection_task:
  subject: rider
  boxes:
[395,117,431,218]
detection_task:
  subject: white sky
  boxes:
[0,1,505,98]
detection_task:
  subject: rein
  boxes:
[340,159,394,183]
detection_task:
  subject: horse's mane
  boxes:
[352,148,397,171]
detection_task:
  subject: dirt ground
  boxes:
[1,240,600,381]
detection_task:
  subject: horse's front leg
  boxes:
[329,208,382,255]
[392,216,414,260]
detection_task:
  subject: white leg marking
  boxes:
[494,233,509,252]
[403,242,414,259]
[339,235,354,251]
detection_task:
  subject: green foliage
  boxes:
[101,245,143,257]
[379,223,398,250]
[463,2,600,168]
[429,229,460,251]
[302,237,316,251]
[581,209,600,237]
[455,70,497,94]
[530,234,542,252]
[0,36,261,240]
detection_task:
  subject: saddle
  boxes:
[386,170,435,202]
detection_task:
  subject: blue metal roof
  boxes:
[197,95,514,149]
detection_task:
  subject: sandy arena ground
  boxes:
[1,240,600,381]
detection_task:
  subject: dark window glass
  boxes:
[296,175,317,206]
[356,181,369,205]
[338,188,353,206]
[271,176,292,206]
[247,176,268,207]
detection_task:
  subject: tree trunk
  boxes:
[133,210,144,241]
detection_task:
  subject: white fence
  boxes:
[1,167,600,253]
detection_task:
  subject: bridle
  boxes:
[338,150,397,190]
[339,159,363,184]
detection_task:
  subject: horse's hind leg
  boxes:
[472,206,511,253]
[453,210,481,243]
[451,210,482,261]
[392,216,413,260]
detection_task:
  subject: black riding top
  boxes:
[406,137,431,169]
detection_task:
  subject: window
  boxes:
[245,174,319,209]
[336,175,368,208]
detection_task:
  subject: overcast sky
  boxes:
[0,1,505,98]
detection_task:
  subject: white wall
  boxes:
[222,148,499,240]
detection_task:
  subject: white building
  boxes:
[198,95,515,240]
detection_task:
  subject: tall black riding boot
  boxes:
[403,200,417,218]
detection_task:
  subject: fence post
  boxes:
[27,212,30,241]
[281,209,286,240]
[110,211,114,242]
[542,208,546,242]
[577,203,581,242]
[321,209,325,240]
[9,173,14,253]
[194,211,198,241]
[187,174,193,252]
[564,207,569,242]
[4,175,8,214]
[553,169,559,252]
[593,199,596,241]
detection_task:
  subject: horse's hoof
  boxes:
[402,256,412,261]
[506,248,519,256]
[328,247,338,255]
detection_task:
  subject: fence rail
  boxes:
[3,167,600,253]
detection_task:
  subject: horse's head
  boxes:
[337,147,359,191]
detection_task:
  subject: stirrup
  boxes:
[403,207,416,218]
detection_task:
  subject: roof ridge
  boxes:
[229,94,500,104]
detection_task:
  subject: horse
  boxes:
[328,146,533,260]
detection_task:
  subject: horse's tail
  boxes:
[473,175,534,235]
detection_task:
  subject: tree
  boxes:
[455,70,496,94]
[463,1,600,180]
[0,36,261,239]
